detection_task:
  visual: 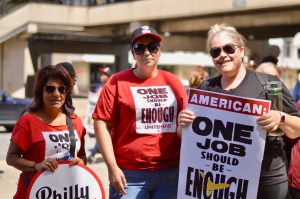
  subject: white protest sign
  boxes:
[26,161,105,199]
[178,89,270,199]
[130,86,178,134]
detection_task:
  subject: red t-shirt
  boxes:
[11,113,86,199]
[93,69,187,170]
[288,138,300,189]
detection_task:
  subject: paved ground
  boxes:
[0,98,110,198]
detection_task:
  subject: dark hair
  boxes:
[28,65,74,114]
[261,55,278,65]
[58,62,75,77]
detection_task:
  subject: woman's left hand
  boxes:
[257,110,281,132]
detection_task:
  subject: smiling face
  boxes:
[132,36,161,78]
[210,33,245,78]
[43,78,67,112]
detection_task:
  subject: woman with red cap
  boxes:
[93,25,187,198]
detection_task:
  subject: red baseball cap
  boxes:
[99,67,111,76]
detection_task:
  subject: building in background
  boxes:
[1,0,300,98]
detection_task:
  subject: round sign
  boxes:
[26,161,105,199]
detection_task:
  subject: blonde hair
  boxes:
[206,23,251,57]
[255,62,280,78]
[188,67,206,88]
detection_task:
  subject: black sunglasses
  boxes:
[209,43,238,58]
[44,85,68,94]
[132,42,160,55]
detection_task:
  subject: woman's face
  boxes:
[42,78,67,112]
[132,36,161,74]
[210,33,244,77]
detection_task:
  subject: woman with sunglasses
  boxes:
[6,65,87,199]
[177,23,300,199]
[93,25,187,199]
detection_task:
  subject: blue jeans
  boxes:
[109,166,179,199]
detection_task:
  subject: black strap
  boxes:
[66,115,76,158]
[255,72,268,92]
[23,172,31,187]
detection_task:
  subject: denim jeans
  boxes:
[109,166,179,199]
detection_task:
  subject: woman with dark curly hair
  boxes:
[6,64,87,199]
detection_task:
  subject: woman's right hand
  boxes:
[108,166,127,196]
[37,158,58,172]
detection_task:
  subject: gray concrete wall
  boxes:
[2,38,27,97]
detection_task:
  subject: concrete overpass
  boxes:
[0,0,300,96]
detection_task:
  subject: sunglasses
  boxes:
[209,43,238,58]
[132,42,160,55]
[44,85,68,94]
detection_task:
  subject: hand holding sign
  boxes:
[177,89,270,199]
[26,161,105,199]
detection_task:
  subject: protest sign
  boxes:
[130,86,178,134]
[178,89,270,199]
[26,161,105,199]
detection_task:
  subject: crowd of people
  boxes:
[5,24,300,199]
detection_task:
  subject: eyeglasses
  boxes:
[132,42,160,55]
[44,85,68,94]
[209,43,238,58]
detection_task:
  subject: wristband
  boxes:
[279,111,285,124]
[31,162,38,172]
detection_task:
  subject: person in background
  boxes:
[93,25,187,198]
[57,62,80,94]
[95,67,111,95]
[187,65,209,89]
[177,23,300,199]
[288,73,300,199]
[6,65,87,199]
[255,62,280,78]
[261,55,279,66]
[87,66,112,164]
[293,73,300,104]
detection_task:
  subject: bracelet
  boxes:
[279,111,285,125]
[31,162,38,172]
